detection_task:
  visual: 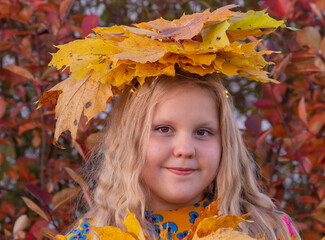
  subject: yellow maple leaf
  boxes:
[228,9,285,31]
[193,228,256,240]
[115,34,167,64]
[49,37,119,80]
[38,73,112,147]
[123,210,146,240]
[195,215,245,238]
[227,29,275,42]
[92,225,136,239]
[91,210,148,240]
[135,5,238,41]
[179,62,216,76]
[135,62,175,78]
[201,21,231,49]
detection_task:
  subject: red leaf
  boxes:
[59,0,73,21]
[17,161,35,182]
[308,112,325,134]
[25,184,51,206]
[273,53,292,80]
[2,29,18,41]
[18,5,33,24]
[298,195,317,204]
[4,65,34,80]
[0,201,15,219]
[298,97,308,126]
[298,157,313,174]
[15,85,26,99]
[33,2,58,12]
[286,58,324,74]
[262,0,292,18]
[0,96,5,119]
[82,14,99,37]
[10,103,27,118]
[271,124,286,137]
[272,84,282,102]
[28,220,47,240]
[18,122,39,135]
[18,123,55,135]
[253,99,275,108]
[245,114,261,134]
[25,233,37,240]
[297,0,313,10]
[291,50,319,61]
[267,109,282,125]
[0,41,16,51]
[6,167,18,181]
[256,130,271,148]
[296,27,321,50]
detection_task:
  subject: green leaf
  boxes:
[228,9,285,31]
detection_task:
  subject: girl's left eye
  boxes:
[196,129,211,136]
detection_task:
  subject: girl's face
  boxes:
[142,84,221,210]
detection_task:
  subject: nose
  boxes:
[173,133,195,159]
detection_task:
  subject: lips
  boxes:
[166,167,196,175]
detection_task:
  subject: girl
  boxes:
[57,72,300,240]
[43,5,301,240]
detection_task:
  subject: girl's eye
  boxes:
[157,126,172,133]
[196,129,211,136]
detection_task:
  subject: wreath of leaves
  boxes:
[37,4,286,147]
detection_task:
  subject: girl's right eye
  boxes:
[156,126,172,133]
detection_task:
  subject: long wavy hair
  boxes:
[90,72,293,239]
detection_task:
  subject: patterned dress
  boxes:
[56,198,300,240]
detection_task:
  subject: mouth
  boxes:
[166,167,196,175]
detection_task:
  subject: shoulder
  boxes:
[274,211,301,240]
[56,217,94,240]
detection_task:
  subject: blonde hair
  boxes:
[90,72,293,239]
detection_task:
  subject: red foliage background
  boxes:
[0,0,324,239]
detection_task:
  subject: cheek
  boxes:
[200,141,221,170]
[146,137,170,162]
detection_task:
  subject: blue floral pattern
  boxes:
[189,211,199,224]
[177,230,188,239]
[66,218,93,240]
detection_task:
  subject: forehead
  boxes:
[152,84,218,122]
[158,83,215,103]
